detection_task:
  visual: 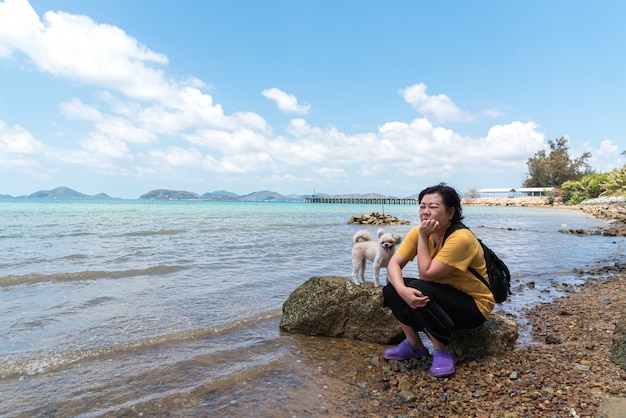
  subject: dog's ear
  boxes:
[377,228,385,238]
[393,234,402,243]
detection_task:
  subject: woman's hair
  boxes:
[418,183,464,224]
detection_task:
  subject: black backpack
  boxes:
[442,223,512,303]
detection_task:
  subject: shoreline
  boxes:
[346,199,626,416]
[462,197,564,207]
[463,196,626,236]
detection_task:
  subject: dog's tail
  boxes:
[353,230,373,243]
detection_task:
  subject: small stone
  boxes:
[545,335,562,344]
[397,377,412,392]
[398,390,416,403]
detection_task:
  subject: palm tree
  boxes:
[601,166,626,196]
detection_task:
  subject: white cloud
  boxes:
[0,0,41,58]
[79,133,131,159]
[262,87,311,114]
[314,166,348,179]
[0,120,42,154]
[479,121,545,159]
[0,0,172,100]
[400,83,468,122]
[60,98,103,122]
[584,139,624,172]
[148,146,203,168]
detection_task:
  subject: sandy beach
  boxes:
[345,199,626,417]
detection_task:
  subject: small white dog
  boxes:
[351,228,402,287]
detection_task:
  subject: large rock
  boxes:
[610,309,626,369]
[280,276,519,358]
[596,397,626,418]
[448,314,519,360]
[280,276,403,344]
[347,212,410,225]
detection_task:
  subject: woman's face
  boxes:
[419,192,455,228]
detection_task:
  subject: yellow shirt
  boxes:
[396,225,495,318]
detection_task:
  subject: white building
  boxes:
[478,187,557,198]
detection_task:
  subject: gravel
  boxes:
[345,269,626,417]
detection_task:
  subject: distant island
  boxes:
[1,186,115,200]
[138,189,407,202]
[0,186,413,202]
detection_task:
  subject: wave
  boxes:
[0,265,186,288]
[60,253,88,260]
[0,309,282,378]
[124,229,187,236]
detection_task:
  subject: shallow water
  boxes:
[0,199,623,416]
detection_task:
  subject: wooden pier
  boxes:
[305,196,418,205]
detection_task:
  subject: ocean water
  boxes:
[0,199,623,417]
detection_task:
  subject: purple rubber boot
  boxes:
[430,349,456,377]
[383,339,430,360]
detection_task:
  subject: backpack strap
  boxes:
[441,222,491,290]
[441,222,467,246]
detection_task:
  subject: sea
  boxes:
[0,198,624,417]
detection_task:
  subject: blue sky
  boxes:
[0,0,624,199]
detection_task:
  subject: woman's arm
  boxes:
[387,253,431,309]
[417,220,456,281]
[387,252,408,289]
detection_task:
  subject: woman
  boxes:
[383,183,495,377]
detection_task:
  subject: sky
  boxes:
[0,0,624,199]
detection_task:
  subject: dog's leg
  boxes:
[360,259,367,283]
[373,259,381,287]
[352,259,363,285]
[351,265,359,285]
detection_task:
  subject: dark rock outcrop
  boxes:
[280,276,518,358]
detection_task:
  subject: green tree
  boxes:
[561,172,609,203]
[524,137,592,187]
[601,165,626,196]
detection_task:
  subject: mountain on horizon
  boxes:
[27,187,113,199]
[3,186,419,201]
[139,189,199,200]
[237,190,289,201]
[199,190,239,200]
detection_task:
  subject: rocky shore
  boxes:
[462,197,564,207]
[464,196,626,237]
[576,197,626,236]
[346,198,626,417]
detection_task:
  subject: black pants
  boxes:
[383,278,486,346]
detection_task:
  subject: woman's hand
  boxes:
[419,219,441,237]
[398,285,430,309]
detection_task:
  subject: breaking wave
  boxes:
[0,265,186,288]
